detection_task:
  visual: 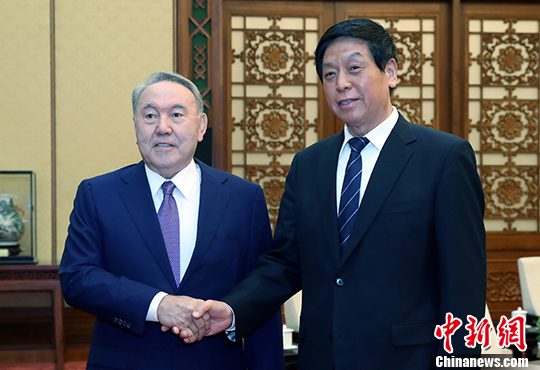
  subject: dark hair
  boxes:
[315,18,398,82]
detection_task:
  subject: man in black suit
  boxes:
[190,18,487,369]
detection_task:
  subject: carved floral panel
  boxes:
[468,19,540,232]
[229,16,320,229]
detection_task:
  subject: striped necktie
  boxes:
[338,137,370,249]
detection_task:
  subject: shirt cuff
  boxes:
[146,291,168,322]
[224,302,236,341]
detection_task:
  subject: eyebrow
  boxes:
[345,51,363,60]
[141,103,187,111]
[141,103,156,109]
[170,104,187,110]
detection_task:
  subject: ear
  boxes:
[385,58,398,89]
[198,113,208,142]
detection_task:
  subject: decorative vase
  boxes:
[0,194,25,254]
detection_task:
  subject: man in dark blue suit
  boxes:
[59,71,284,369]
[193,18,487,369]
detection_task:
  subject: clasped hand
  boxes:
[157,296,234,344]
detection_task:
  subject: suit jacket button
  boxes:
[336,278,344,286]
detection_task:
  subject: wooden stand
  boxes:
[0,265,64,370]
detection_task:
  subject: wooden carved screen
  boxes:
[468,14,540,233]
[224,2,333,228]
[465,4,540,319]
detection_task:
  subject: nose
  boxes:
[336,72,351,91]
[156,115,172,135]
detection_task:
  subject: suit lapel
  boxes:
[341,115,416,264]
[180,160,231,287]
[119,162,178,289]
[318,133,345,268]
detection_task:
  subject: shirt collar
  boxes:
[145,159,199,200]
[341,106,399,153]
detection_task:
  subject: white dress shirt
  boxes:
[145,159,201,322]
[336,107,399,213]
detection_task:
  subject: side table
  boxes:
[0,265,64,370]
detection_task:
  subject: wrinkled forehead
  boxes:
[137,81,196,112]
[322,37,371,61]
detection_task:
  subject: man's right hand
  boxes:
[191,300,233,339]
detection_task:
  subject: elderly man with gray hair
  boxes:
[60,71,284,370]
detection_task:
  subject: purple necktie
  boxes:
[158,181,180,286]
[338,137,370,249]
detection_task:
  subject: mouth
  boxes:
[338,99,359,106]
[155,143,174,148]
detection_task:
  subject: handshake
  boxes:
[156,295,234,344]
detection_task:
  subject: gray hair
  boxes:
[132,71,204,117]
